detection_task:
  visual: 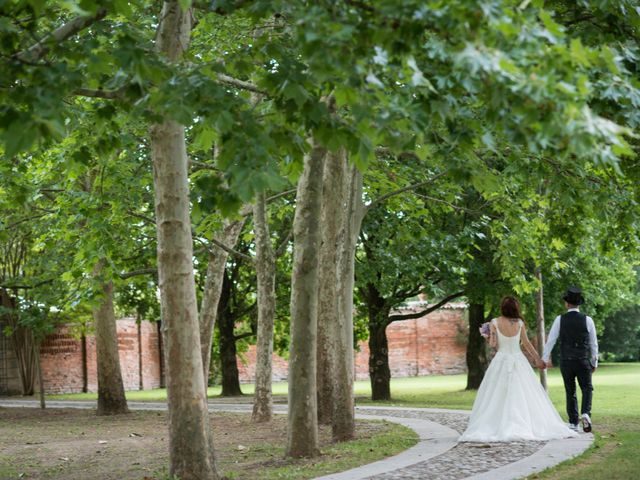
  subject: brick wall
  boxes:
[354,303,468,380]
[238,303,468,383]
[118,320,139,390]
[37,318,161,395]
[140,321,162,390]
[6,305,467,394]
[39,329,85,394]
[237,347,290,383]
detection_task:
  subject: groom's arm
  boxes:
[542,315,561,364]
[586,316,599,370]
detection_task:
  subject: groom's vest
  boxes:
[559,311,590,360]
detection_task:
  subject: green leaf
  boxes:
[355,139,373,170]
[281,82,310,108]
[550,238,565,250]
[601,46,621,75]
[112,0,133,16]
[570,38,590,67]
[215,111,235,134]
[194,126,217,152]
[538,9,564,40]
[4,121,37,157]
[576,75,590,96]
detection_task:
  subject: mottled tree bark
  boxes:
[332,164,362,440]
[252,191,276,422]
[466,302,489,390]
[151,2,219,477]
[286,141,326,458]
[200,218,245,389]
[92,260,129,415]
[316,150,348,425]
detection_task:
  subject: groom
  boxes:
[542,286,599,433]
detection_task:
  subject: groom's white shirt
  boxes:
[542,308,599,367]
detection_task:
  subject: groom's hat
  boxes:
[563,286,584,305]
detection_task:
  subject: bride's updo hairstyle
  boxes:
[500,296,523,321]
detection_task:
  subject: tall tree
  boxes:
[199,216,246,389]
[252,191,277,422]
[286,141,326,458]
[150,1,219,477]
[331,164,364,440]
[213,247,257,397]
[92,259,129,415]
[316,150,348,425]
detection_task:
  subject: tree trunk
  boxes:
[252,191,276,422]
[466,302,489,390]
[36,342,45,409]
[332,163,362,440]
[286,141,326,458]
[217,272,243,397]
[92,260,129,415]
[219,326,243,396]
[316,150,348,425]
[1,289,36,396]
[200,218,245,389]
[535,267,548,390]
[365,283,392,401]
[151,2,218,477]
[15,330,36,396]
[368,321,392,401]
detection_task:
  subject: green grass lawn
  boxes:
[49,363,640,479]
[358,362,640,418]
[49,362,639,418]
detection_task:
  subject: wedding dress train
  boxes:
[459,319,578,442]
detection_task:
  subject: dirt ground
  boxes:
[0,407,393,480]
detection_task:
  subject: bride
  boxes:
[459,296,578,442]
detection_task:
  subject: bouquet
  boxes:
[479,322,491,339]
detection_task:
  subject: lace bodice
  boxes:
[492,318,522,355]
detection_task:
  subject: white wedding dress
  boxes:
[459,319,578,442]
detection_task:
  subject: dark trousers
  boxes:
[560,358,593,425]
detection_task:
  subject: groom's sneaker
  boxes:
[582,414,592,433]
[568,423,579,432]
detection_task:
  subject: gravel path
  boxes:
[354,407,545,480]
[0,399,592,480]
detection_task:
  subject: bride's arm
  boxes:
[489,323,497,349]
[520,322,545,368]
